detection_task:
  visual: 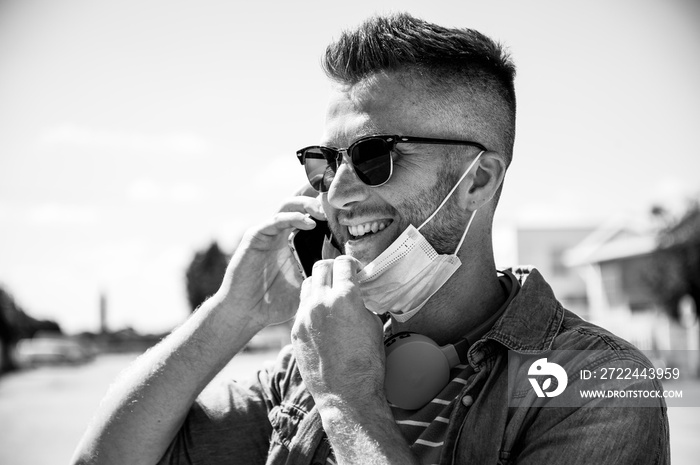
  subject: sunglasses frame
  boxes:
[296,134,488,193]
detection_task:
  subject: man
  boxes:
[73,13,670,465]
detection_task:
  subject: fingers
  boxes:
[311,260,334,288]
[256,211,317,239]
[258,194,327,238]
[278,195,326,221]
[300,276,312,301]
[297,256,371,342]
[294,183,319,198]
[243,195,328,251]
[307,255,360,289]
[332,255,361,286]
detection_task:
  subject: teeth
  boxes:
[349,220,390,238]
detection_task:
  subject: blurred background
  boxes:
[1,0,699,463]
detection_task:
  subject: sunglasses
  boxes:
[296,134,487,193]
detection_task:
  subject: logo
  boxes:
[528,358,568,397]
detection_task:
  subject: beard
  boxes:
[398,162,471,254]
[327,160,471,257]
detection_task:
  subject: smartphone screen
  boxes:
[288,220,332,278]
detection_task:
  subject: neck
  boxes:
[389,232,506,346]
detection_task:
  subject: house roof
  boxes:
[562,215,658,267]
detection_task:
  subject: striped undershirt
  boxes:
[324,363,475,465]
[389,362,475,464]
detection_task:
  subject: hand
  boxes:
[215,196,326,328]
[292,256,385,405]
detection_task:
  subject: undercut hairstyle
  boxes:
[322,13,517,171]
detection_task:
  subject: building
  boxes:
[514,226,593,319]
[563,217,699,373]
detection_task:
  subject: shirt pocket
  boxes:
[268,401,309,449]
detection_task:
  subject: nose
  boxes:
[326,150,370,209]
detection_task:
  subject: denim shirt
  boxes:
[159,269,670,465]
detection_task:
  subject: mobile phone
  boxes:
[288,220,332,278]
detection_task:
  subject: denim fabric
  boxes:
[159,269,670,464]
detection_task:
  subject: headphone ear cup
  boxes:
[384,333,450,410]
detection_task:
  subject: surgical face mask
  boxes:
[354,152,484,322]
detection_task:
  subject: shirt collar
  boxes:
[468,268,565,365]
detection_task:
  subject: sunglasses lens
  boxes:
[301,138,393,192]
[302,147,338,192]
[350,138,393,186]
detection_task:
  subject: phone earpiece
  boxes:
[384,332,468,410]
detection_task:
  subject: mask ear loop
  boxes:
[416,151,485,254]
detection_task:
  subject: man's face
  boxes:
[319,75,473,266]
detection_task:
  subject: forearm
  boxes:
[71,294,265,465]
[317,394,420,465]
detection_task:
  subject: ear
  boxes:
[458,152,506,211]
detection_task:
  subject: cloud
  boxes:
[26,203,98,225]
[126,178,205,204]
[39,123,211,155]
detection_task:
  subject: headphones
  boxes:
[384,331,470,410]
[383,270,518,410]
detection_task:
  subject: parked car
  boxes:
[16,335,94,366]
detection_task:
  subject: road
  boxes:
[0,351,277,465]
[1,351,698,464]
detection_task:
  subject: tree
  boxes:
[185,241,231,312]
[647,200,700,322]
[0,287,17,372]
[0,285,61,372]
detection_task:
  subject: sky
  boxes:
[0,0,698,334]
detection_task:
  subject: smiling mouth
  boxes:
[347,220,393,239]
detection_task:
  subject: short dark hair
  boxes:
[323,13,515,110]
[322,13,517,168]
